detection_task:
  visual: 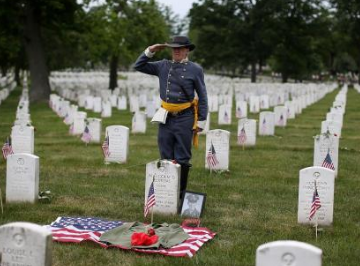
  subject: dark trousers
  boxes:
[158,109,194,199]
[158,109,194,166]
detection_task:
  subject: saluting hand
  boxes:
[149,44,167,53]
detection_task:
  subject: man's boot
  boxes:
[180,164,190,200]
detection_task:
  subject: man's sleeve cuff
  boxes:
[197,120,206,129]
[145,47,155,58]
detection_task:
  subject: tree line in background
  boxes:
[0,0,359,101]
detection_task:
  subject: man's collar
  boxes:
[172,57,189,64]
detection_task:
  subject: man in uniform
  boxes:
[134,36,208,200]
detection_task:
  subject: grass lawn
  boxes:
[0,85,359,266]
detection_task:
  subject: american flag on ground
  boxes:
[238,127,247,145]
[2,137,14,160]
[46,216,216,258]
[81,126,92,144]
[309,184,321,220]
[322,150,335,170]
[236,107,242,118]
[102,136,110,158]
[206,142,219,168]
[261,118,267,134]
[144,179,156,218]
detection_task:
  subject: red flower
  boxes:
[148,228,155,236]
[131,232,158,246]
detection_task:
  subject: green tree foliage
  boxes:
[331,0,360,83]
[80,0,170,90]
[0,0,80,101]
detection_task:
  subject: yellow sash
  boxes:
[161,99,199,148]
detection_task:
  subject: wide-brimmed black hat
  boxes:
[166,36,196,51]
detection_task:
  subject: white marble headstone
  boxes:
[259,95,269,109]
[105,125,129,164]
[208,95,219,112]
[101,100,112,118]
[132,111,147,133]
[237,118,256,146]
[256,240,322,266]
[235,101,247,119]
[274,106,288,127]
[313,134,339,176]
[298,166,335,226]
[117,96,127,110]
[85,96,94,110]
[205,129,230,170]
[11,125,34,154]
[218,104,232,125]
[0,222,52,266]
[72,111,87,135]
[145,160,180,215]
[249,96,260,113]
[93,97,102,113]
[87,118,102,143]
[321,120,341,138]
[6,153,39,203]
[259,111,275,136]
[326,112,343,128]
[129,95,139,112]
[146,100,156,118]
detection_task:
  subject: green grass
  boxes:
[0,86,360,266]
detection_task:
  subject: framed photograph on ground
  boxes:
[180,191,206,218]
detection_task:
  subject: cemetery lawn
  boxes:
[1,86,360,266]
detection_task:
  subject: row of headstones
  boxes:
[50,71,336,116]
[297,85,347,226]
[354,84,360,93]
[0,74,17,105]
[4,85,40,204]
[0,221,323,266]
[9,82,36,155]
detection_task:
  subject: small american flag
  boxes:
[132,114,136,132]
[63,113,70,124]
[46,216,216,258]
[224,111,229,123]
[2,137,14,160]
[322,150,335,170]
[309,184,321,220]
[236,107,242,118]
[144,179,156,218]
[279,114,284,125]
[206,142,219,168]
[261,118,267,134]
[238,127,247,145]
[81,126,92,144]
[102,136,110,158]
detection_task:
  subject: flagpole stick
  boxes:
[315,213,318,241]
[0,188,3,215]
[151,206,154,224]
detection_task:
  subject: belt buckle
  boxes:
[172,111,179,116]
